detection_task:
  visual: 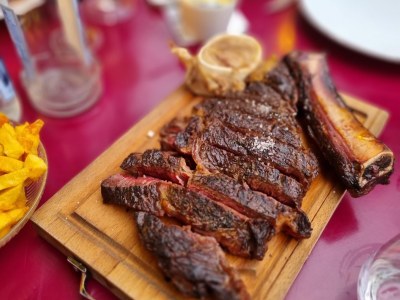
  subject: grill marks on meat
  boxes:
[101,59,323,299]
[188,174,311,239]
[195,95,298,128]
[200,119,318,187]
[121,149,192,185]
[194,101,302,149]
[101,174,274,260]
[192,141,305,207]
[160,116,316,203]
[102,174,164,216]
[158,73,319,204]
[135,212,249,300]
[162,184,274,260]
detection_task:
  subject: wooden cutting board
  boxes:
[31,87,389,300]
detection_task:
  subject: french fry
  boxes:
[0,184,23,211]
[24,154,47,180]
[15,120,44,155]
[14,188,27,209]
[0,123,24,159]
[0,207,28,232]
[0,116,46,240]
[0,169,29,191]
[0,156,24,173]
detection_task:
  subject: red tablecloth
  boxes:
[0,1,399,299]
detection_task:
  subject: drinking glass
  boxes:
[17,1,103,118]
[21,51,102,118]
[358,234,400,300]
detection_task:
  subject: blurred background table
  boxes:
[0,1,399,299]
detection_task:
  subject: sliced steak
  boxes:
[194,96,297,125]
[121,149,192,185]
[263,60,299,104]
[159,117,189,151]
[102,174,274,259]
[161,183,274,260]
[101,174,164,216]
[135,212,249,300]
[194,103,302,149]
[201,119,318,187]
[192,141,305,207]
[174,116,203,155]
[188,173,311,239]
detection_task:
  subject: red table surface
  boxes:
[0,1,399,299]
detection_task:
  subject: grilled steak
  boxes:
[159,117,189,151]
[200,118,318,186]
[158,64,319,202]
[259,59,299,105]
[102,173,274,259]
[100,53,395,300]
[194,101,302,149]
[135,212,249,300]
[188,173,312,239]
[102,174,164,216]
[197,91,296,117]
[192,140,305,207]
[121,149,192,185]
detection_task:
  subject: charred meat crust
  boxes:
[200,118,318,186]
[101,174,165,216]
[192,140,305,207]
[102,174,274,259]
[135,212,250,300]
[188,173,312,239]
[285,51,394,197]
[162,184,275,260]
[121,149,193,185]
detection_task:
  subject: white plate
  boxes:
[299,0,400,63]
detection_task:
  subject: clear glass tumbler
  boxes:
[17,1,103,118]
[21,51,102,118]
[358,234,400,300]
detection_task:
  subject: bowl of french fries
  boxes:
[0,113,48,247]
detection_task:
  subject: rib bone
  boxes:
[286,51,394,197]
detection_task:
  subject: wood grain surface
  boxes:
[31,87,389,300]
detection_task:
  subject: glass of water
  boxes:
[358,234,400,300]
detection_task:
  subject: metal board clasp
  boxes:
[67,257,96,300]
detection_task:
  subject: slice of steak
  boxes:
[194,102,302,149]
[174,116,203,155]
[201,119,318,187]
[160,184,274,260]
[159,116,202,155]
[192,141,305,207]
[135,212,250,300]
[194,96,297,125]
[121,149,193,185]
[263,60,299,105]
[159,117,189,151]
[102,174,274,259]
[101,174,164,216]
[188,173,311,239]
